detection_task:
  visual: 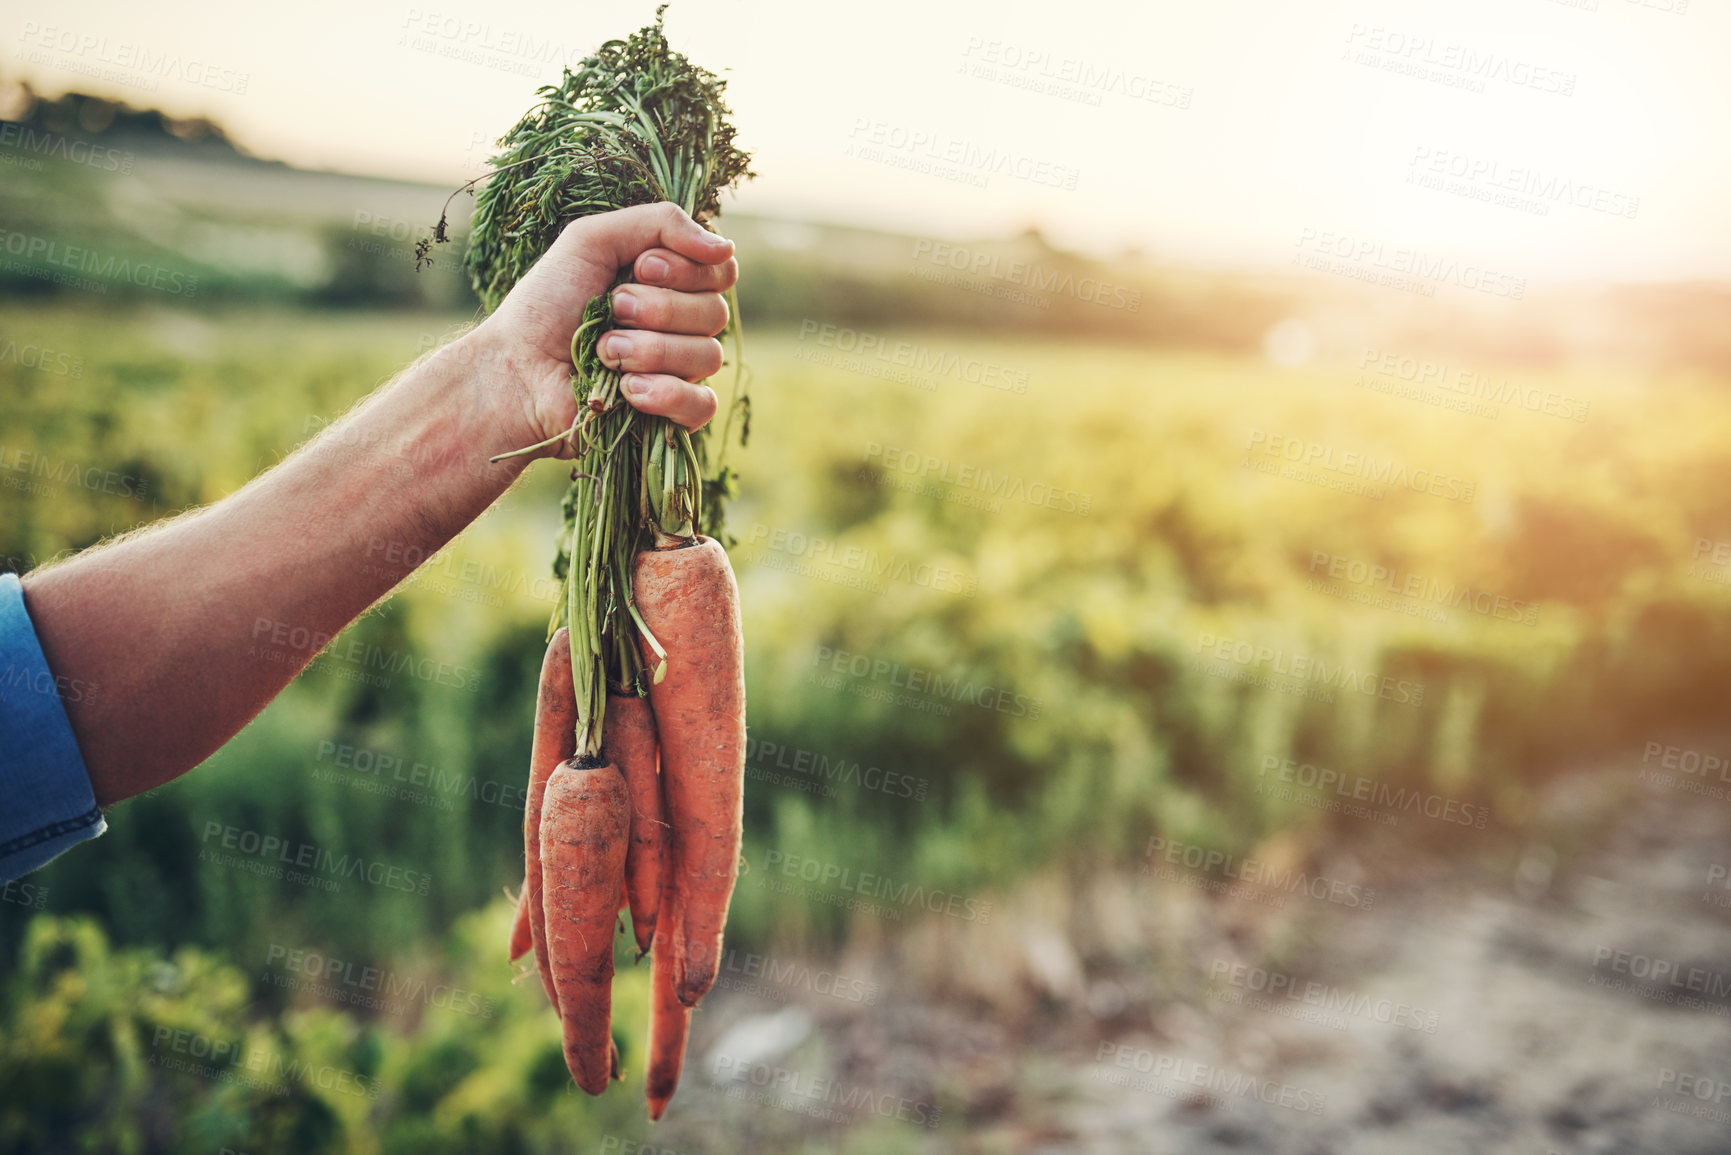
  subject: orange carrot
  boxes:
[541,756,630,1095]
[508,883,532,961]
[605,692,665,956]
[632,535,746,1007]
[525,628,576,1010]
[645,888,691,1120]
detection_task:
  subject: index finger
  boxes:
[633,249,739,294]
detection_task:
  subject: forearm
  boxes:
[22,328,528,804]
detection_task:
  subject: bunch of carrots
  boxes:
[509,584,742,1118]
[429,9,752,1119]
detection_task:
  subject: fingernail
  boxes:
[621,374,649,399]
[602,334,632,366]
[640,255,669,282]
[611,289,637,321]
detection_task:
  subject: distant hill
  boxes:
[4,83,1730,370]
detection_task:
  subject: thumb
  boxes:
[561,202,734,271]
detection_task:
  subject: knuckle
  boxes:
[635,332,667,367]
[632,292,667,329]
[693,386,718,427]
[703,309,729,337]
[560,215,600,245]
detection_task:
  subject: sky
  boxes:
[7,0,1728,283]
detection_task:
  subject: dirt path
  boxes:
[651,756,1731,1153]
[1050,764,1731,1154]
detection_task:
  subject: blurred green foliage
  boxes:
[6,296,1731,1149]
[0,908,662,1155]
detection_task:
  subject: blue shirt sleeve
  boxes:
[0,573,105,881]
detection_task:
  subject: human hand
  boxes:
[473,202,738,459]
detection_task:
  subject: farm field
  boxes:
[7,298,1731,1152]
